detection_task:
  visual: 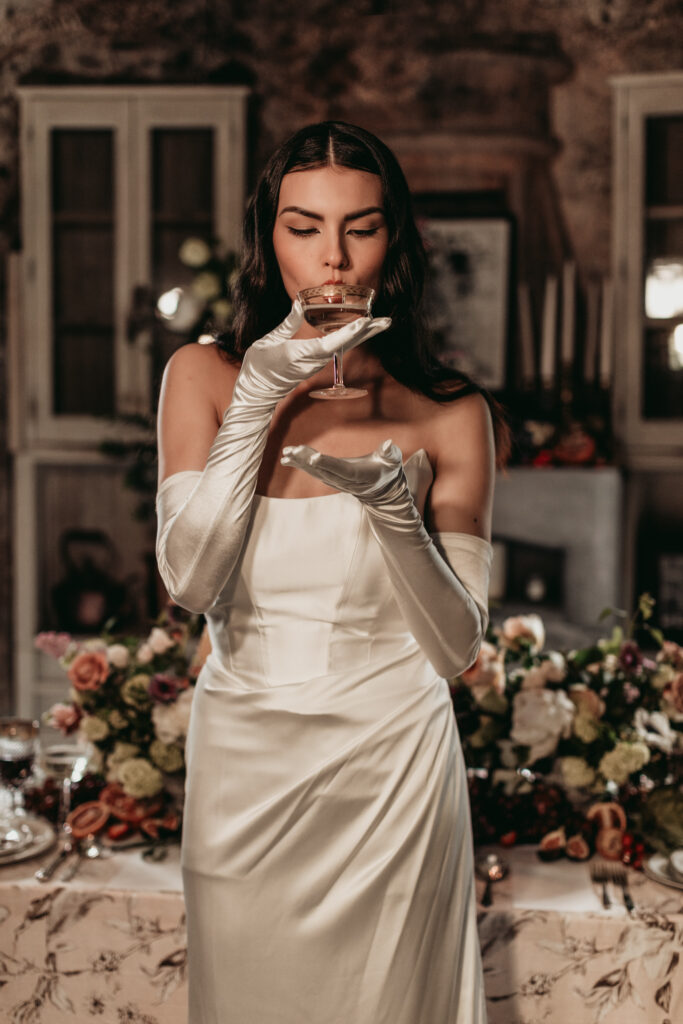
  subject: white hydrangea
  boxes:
[560,756,596,789]
[79,715,109,742]
[598,742,650,785]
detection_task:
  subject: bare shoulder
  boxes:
[162,341,237,389]
[430,390,494,458]
[157,343,239,481]
[160,342,239,420]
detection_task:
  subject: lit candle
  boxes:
[584,279,599,384]
[600,278,614,388]
[517,282,536,387]
[561,261,576,368]
[540,274,558,388]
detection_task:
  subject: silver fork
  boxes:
[590,860,611,908]
[607,863,635,913]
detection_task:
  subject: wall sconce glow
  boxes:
[157,288,182,319]
[645,259,683,319]
[155,286,202,332]
[669,324,683,371]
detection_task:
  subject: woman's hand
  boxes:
[236,301,391,406]
[280,439,405,504]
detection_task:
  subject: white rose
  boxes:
[633,707,677,753]
[107,643,130,669]
[152,687,194,745]
[500,613,545,653]
[147,627,176,655]
[136,642,154,664]
[544,651,567,682]
[510,688,575,764]
[83,638,108,653]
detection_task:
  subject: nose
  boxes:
[324,231,349,270]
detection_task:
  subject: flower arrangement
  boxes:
[452,595,683,861]
[38,609,204,801]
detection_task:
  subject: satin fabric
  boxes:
[181,450,487,1023]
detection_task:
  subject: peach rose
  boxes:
[568,684,606,720]
[663,671,683,714]
[658,641,683,670]
[500,614,545,653]
[460,641,506,697]
[67,650,110,692]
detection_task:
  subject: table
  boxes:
[1,840,682,1023]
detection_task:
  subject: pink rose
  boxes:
[663,671,683,713]
[67,650,110,692]
[460,641,506,695]
[34,631,72,658]
[568,684,606,720]
[47,702,82,734]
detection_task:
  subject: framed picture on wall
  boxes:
[419,216,513,391]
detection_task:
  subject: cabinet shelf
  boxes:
[646,204,683,220]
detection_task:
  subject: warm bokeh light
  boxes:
[645,258,683,319]
[669,324,683,370]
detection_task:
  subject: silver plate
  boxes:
[0,814,56,866]
[644,853,683,891]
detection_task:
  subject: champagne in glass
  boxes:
[298,284,375,400]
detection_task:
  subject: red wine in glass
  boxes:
[0,718,39,828]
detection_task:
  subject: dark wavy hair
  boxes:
[217,120,510,467]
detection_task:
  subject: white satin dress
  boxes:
[181,449,487,1024]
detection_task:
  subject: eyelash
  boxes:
[286,227,380,238]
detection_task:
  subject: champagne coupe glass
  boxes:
[42,743,91,833]
[297,284,375,400]
[0,718,39,844]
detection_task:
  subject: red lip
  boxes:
[322,279,343,285]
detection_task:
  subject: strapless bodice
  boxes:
[204,450,433,687]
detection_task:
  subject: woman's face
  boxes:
[272,165,389,301]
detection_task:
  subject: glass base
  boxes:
[309,385,368,400]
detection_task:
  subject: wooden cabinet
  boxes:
[611,72,683,632]
[10,86,248,717]
[612,71,683,468]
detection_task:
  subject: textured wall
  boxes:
[0,0,682,708]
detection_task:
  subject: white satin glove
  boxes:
[156,304,392,613]
[281,439,491,677]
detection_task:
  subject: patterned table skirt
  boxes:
[1,882,681,1023]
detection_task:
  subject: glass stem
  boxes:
[333,349,344,389]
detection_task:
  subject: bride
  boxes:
[156,120,509,1024]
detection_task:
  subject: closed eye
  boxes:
[287,226,318,237]
[348,228,380,237]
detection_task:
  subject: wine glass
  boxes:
[42,742,91,833]
[0,717,40,840]
[297,284,375,399]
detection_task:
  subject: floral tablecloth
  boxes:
[1,844,681,1023]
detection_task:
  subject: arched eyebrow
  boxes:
[278,205,385,221]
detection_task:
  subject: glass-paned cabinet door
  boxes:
[612,73,683,463]
[17,86,248,447]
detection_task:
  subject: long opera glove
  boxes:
[281,439,492,678]
[155,304,392,613]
